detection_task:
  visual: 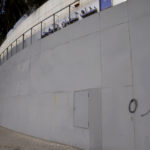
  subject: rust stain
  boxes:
[53,94,57,113]
[54,95,57,105]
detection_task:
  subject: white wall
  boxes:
[0,0,99,54]
[0,1,150,150]
[128,0,150,150]
[113,0,127,6]
[0,0,127,54]
[0,12,101,150]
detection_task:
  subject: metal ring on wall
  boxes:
[129,99,138,113]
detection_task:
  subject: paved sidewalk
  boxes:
[0,126,80,150]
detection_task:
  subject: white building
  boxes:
[0,0,150,150]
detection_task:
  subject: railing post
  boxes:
[4,50,6,61]
[53,14,55,30]
[0,54,1,65]
[69,5,71,23]
[7,48,8,60]
[11,44,12,56]
[22,34,24,49]
[3,51,4,62]
[16,40,17,53]
[41,22,43,38]
[31,28,32,44]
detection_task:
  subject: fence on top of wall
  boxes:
[0,0,127,66]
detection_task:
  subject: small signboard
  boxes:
[100,0,111,11]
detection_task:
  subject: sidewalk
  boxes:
[0,126,80,150]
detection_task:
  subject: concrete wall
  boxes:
[0,12,102,150]
[128,0,150,150]
[0,0,127,53]
[0,1,150,150]
[0,0,99,53]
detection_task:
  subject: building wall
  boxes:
[0,0,150,150]
[0,12,101,150]
[0,0,99,54]
[0,0,127,54]
[128,0,150,150]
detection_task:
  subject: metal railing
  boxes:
[0,0,80,65]
[0,0,127,66]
